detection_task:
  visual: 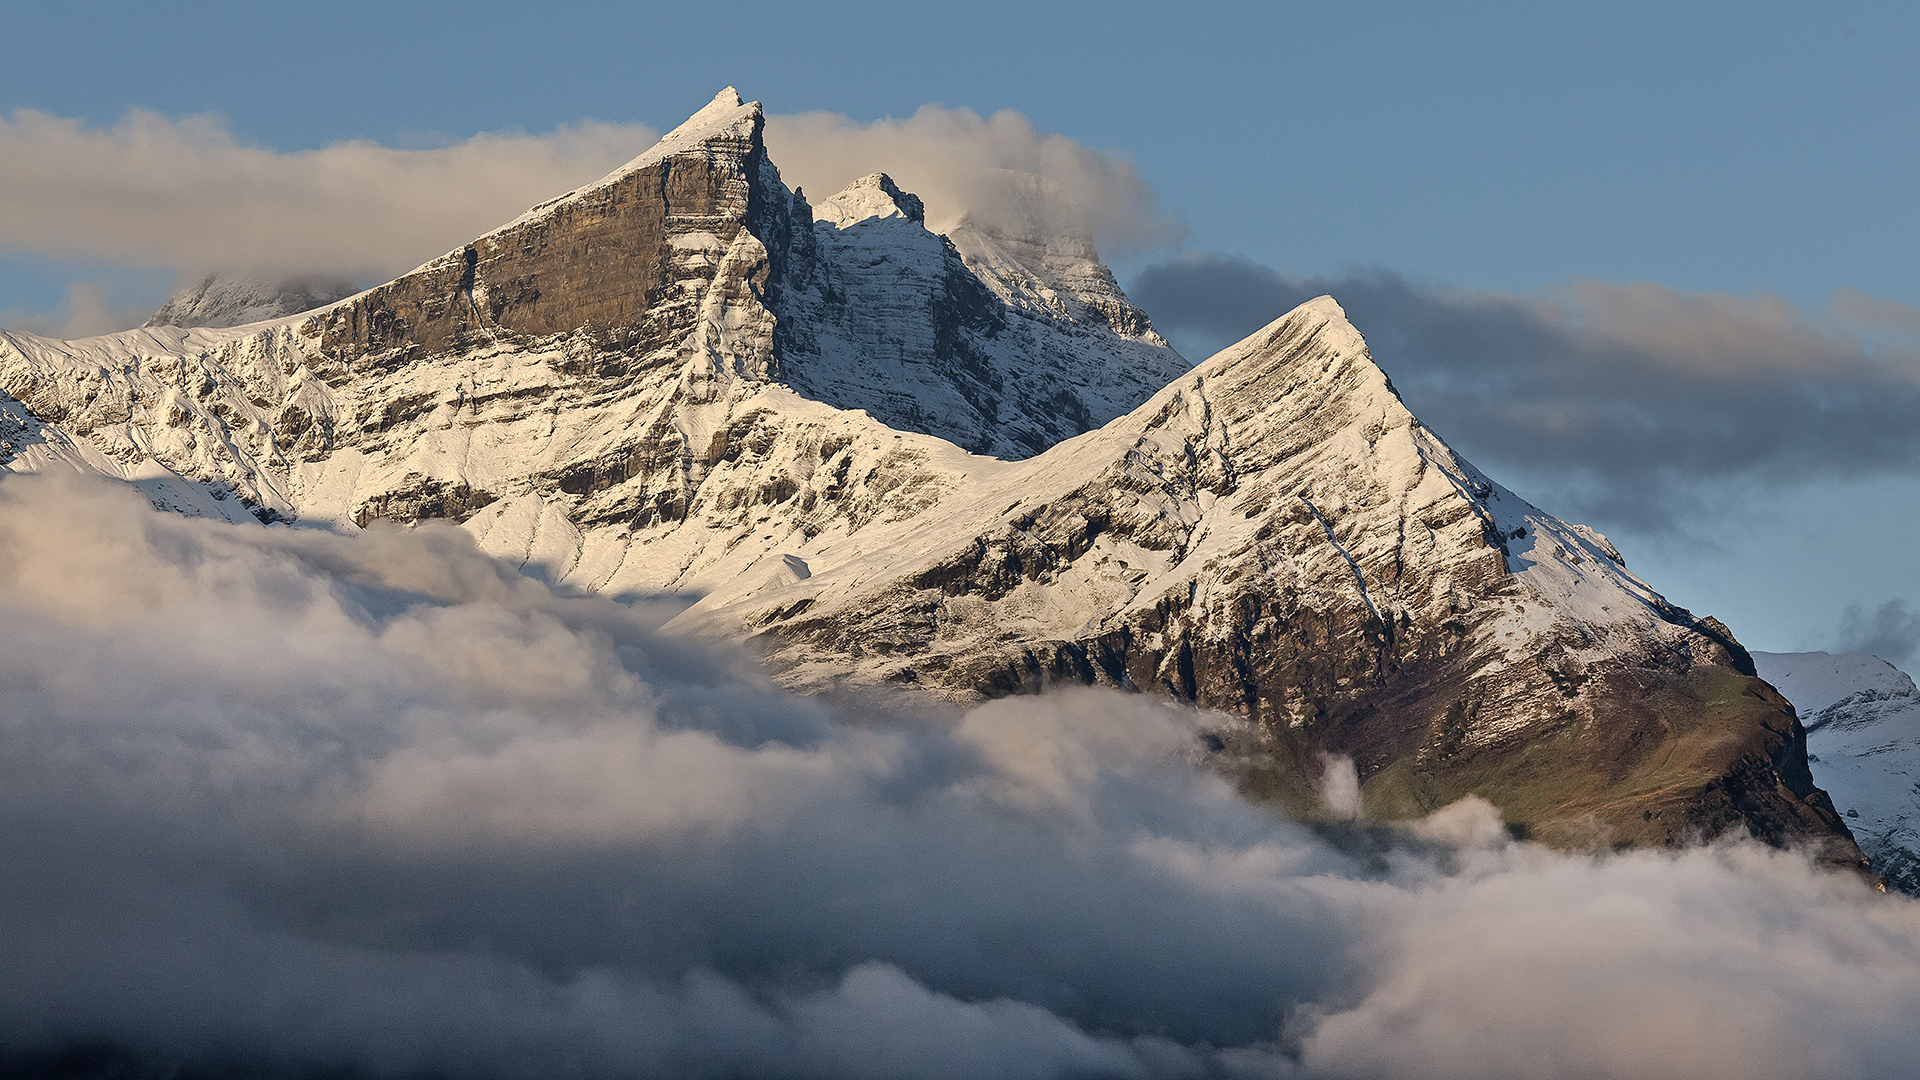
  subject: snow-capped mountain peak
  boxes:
[143,271,356,330]
[485,87,764,243]
[1755,650,1920,890]
[813,173,926,228]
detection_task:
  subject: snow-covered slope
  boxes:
[1755,651,1920,890]
[0,88,1859,863]
[145,271,357,329]
[643,298,1849,855]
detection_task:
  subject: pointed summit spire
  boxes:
[585,87,761,189]
[814,173,927,228]
[658,86,756,144]
[479,88,766,237]
[309,86,779,367]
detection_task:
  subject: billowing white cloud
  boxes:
[765,104,1185,255]
[2,471,1920,1079]
[0,108,661,281]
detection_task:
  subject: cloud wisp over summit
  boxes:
[762,104,1182,255]
[3,473,1920,1080]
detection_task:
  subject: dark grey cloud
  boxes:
[1837,598,1920,666]
[1130,256,1920,531]
[3,472,1920,1080]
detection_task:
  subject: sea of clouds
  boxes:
[3,471,1920,1080]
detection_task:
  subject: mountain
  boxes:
[1754,651,1920,891]
[144,271,357,329]
[0,88,1861,865]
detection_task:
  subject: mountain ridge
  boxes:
[0,88,1864,868]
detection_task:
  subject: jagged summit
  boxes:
[814,173,926,227]
[481,87,763,244]
[675,85,751,132]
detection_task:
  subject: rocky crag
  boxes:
[0,89,1862,866]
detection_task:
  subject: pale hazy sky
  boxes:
[3,0,1916,663]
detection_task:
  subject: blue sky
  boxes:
[4,0,1917,662]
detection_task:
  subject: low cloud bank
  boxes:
[1131,257,1920,532]
[3,472,1920,1079]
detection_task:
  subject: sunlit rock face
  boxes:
[0,89,1862,867]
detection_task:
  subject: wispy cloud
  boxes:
[1,472,1917,1079]
[1131,256,1920,531]
[0,279,156,338]
[1836,598,1920,666]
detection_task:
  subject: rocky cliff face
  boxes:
[313,91,782,381]
[0,89,1863,867]
[778,169,1185,457]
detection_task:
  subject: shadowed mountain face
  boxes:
[0,90,1863,866]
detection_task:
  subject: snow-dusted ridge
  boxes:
[0,90,1860,863]
[1755,651,1920,891]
